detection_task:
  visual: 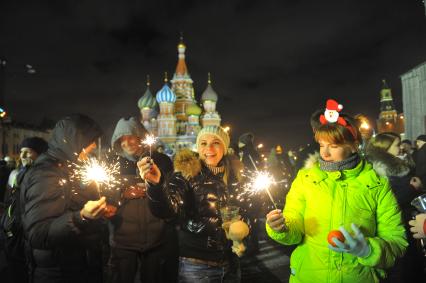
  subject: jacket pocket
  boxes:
[289,245,306,278]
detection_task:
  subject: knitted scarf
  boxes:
[319,153,360,172]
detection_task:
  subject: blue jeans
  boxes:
[178,257,240,283]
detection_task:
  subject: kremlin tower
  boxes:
[376,80,405,135]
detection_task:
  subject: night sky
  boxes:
[1,0,426,150]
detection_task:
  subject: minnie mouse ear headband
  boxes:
[318,99,358,140]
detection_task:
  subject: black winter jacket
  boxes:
[148,149,242,262]
[108,152,173,251]
[20,114,104,282]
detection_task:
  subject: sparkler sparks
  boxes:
[71,157,120,196]
[243,170,279,210]
[142,134,157,157]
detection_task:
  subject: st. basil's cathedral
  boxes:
[137,39,222,156]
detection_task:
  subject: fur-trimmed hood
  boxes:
[173,149,243,181]
[173,149,202,179]
[365,146,411,178]
[304,152,320,170]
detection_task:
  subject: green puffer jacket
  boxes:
[266,158,407,283]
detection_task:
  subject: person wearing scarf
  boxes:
[266,99,407,283]
[139,125,247,283]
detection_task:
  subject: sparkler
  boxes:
[244,154,280,210]
[72,157,120,197]
[142,134,157,157]
[245,170,279,210]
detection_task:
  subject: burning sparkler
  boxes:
[142,134,157,157]
[245,170,279,210]
[72,157,120,197]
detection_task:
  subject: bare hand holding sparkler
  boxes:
[137,157,161,184]
[71,157,120,219]
[80,197,107,220]
[266,209,287,233]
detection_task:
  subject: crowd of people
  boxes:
[0,99,424,282]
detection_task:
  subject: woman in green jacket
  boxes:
[266,99,408,283]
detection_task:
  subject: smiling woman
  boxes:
[138,125,249,283]
[196,126,229,167]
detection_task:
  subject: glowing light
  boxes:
[250,171,275,193]
[71,157,120,196]
[360,121,370,130]
[242,170,282,210]
[142,134,157,157]
[142,134,157,147]
[257,143,264,149]
[223,126,231,133]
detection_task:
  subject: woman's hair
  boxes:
[368,132,400,152]
[310,110,362,145]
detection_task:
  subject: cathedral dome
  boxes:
[186,103,202,116]
[201,73,218,102]
[156,83,176,103]
[138,86,157,109]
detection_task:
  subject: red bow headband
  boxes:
[319,99,357,140]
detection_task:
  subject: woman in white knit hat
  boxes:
[138,125,248,283]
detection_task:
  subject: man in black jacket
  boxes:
[20,114,107,283]
[1,137,48,283]
[108,117,177,283]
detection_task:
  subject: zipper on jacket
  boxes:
[340,180,347,283]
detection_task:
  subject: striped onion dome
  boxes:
[186,103,202,116]
[201,73,218,102]
[138,86,157,109]
[156,82,176,103]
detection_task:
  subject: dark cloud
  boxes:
[1,0,425,149]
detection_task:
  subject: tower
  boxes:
[137,75,158,135]
[201,73,221,127]
[171,37,196,136]
[156,73,177,152]
[377,80,404,134]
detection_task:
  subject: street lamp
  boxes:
[257,143,263,149]
[223,126,230,133]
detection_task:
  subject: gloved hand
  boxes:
[409,213,426,239]
[328,223,371,258]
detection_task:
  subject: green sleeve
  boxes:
[358,178,408,268]
[266,170,306,245]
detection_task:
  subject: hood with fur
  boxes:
[173,149,243,182]
[303,152,320,170]
[365,146,410,177]
[173,149,202,180]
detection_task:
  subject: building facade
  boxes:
[400,62,426,140]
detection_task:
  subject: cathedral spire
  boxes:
[175,35,188,76]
